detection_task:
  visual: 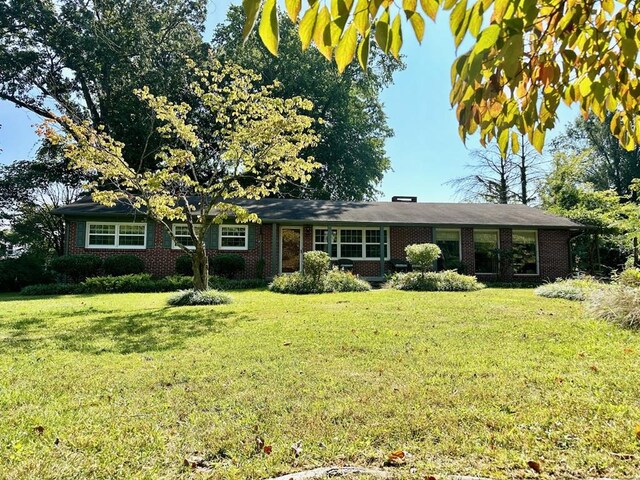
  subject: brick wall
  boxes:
[66,221,573,280]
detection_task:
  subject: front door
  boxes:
[280,227,302,273]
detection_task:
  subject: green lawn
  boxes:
[1,289,639,479]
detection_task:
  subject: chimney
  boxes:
[391,196,417,203]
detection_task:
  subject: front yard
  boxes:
[1,289,639,479]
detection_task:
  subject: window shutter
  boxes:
[76,221,86,247]
[162,228,172,248]
[146,222,155,248]
[205,225,219,249]
[248,224,256,249]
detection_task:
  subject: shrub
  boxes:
[534,277,604,301]
[269,271,321,294]
[167,289,232,306]
[50,254,102,282]
[615,268,640,287]
[405,243,441,272]
[21,283,81,296]
[83,273,157,293]
[385,270,485,292]
[587,286,640,329]
[0,255,53,292]
[324,269,371,292]
[303,251,331,283]
[103,255,145,276]
[209,276,268,290]
[210,254,245,279]
[176,254,194,276]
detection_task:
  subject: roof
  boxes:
[54,197,583,229]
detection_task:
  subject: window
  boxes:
[172,224,196,249]
[314,229,338,257]
[87,223,146,249]
[219,225,248,250]
[474,230,499,274]
[435,229,461,268]
[312,227,389,260]
[513,230,538,275]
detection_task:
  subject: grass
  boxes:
[1,289,639,479]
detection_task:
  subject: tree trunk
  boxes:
[191,243,209,291]
[520,138,528,205]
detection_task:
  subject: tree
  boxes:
[541,152,640,273]
[241,0,640,154]
[44,61,318,291]
[0,0,208,168]
[211,6,399,200]
[0,148,84,256]
[446,137,544,204]
[552,113,640,200]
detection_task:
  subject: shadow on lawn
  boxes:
[0,307,246,355]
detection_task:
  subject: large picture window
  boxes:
[513,230,538,275]
[219,225,248,250]
[474,230,499,274]
[313,227,389,260]
[435,229,461,268]
[87,223,146,249]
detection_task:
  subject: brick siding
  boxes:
[66,221,573,280]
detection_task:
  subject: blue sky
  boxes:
[0,1,575,201]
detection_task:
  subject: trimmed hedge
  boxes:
[49,254,102,282]
[176,255,194,276]
[210,254,245,279]
[103,255,145,276]
[20,283,81,296]
[385,270,485,292]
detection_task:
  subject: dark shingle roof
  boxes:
[53,197,582,229]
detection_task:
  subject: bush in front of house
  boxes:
[0,254,53,292]
[405,243,441,272]
[82,273,158,293]
[20,283,82,296]
[614,267,640,287]
[385,270,485,292]
[324,269,371,292]
[534,277,604,301]
[176,254,193,276]
[103,254,145,276]
[586,286,640,329]
[167,289,232,306]
[209,276,268,290]
[303,250,331,283]
[269,271,321,294]
[210,253,245,279]
[49,254,102,282]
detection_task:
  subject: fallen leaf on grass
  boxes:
[183,455,213,472]
[283,342,292,346]
[33,426,45,435]
[263,445,273,455]
[635,424,640,439]
[527,460,542,473]
[384,450,409,467]
[291,440,302,458]
[590,365,599,372]
[255,436,265,452]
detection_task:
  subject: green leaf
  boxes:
[242,0,261,40]
[285,0,302,22]
[357,35,370,70]
[407,11,425,43]
[375,9,391,53]
[299,3,320,50]
[449,0,467,40]
[259,0,279,55]
[390,14,403,58]
[336,23,358,73]
[472,23,500,54]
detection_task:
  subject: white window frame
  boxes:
[435,228,462,263]
[171,224,197,250]
[312,227,390,261]
[512,229,540,276]
[219,224,249,251]
[473,229,500,274]
[86,222,147,250]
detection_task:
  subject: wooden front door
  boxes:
[280,227,302,273]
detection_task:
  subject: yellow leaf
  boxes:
[449,0,467,38]
[285,0,302,22]
[531,128,545,153]
[635,424,640,439]
[258,0,279,55]
[390,14,403,58]
[407,11,425,43]
[511,131,520,154]
[314,7,333,59]
[299,3,320,50]
[403,0,417,13]
[353,0,370,35]
[420,0,439,21]
[335,23,357,73]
